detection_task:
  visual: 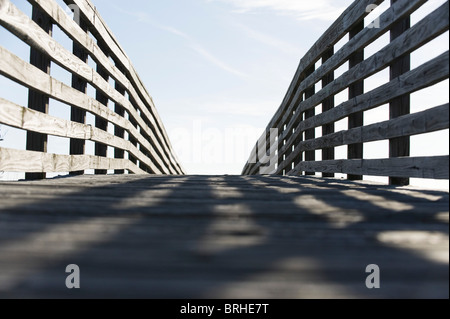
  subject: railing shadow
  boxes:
[0,175,448,298]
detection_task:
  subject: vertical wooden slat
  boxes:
[25,6,52,180]
[277,126,285,175]
[114,77,126,175]
[389,0,411,186]
[70,18,88,176]
[95,41,109,175]
[128,115,138,168]
[347,21,364,181]
[321,47,335,178]
[304,64,316,175]
[292,106,305,175]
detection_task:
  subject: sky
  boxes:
[0,0,449,189]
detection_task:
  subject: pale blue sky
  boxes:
[1,0,449,189]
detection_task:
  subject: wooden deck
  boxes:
[0,175,448,298]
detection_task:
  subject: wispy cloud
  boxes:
[190,45,248,78]
[207,0,351,21]
[232,22,302,56]
[112,5,247,78]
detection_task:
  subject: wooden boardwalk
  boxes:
[0,175,448,298]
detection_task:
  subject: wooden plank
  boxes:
[279,104,449,170]
[277,0,427,140]
[304,65,316,175]
[347,20,364,181]
[274,6,450,173]
[0,175,447,298]
[0,147,147,174]
[70,16,88,176]
[389,0,411,186]
[61,0,181,174]
[94,42,110,175]
[290,156,449,179]
[271,0,384,130]
[0,46,167,174]
[275,52,449,174]
[0,97,90,140]
[25,5,52,181]
[0,97,163,174]
[284,2,449,143]
[321,48,335,178]
[114,79,126,175]
[0,0,176,174]
[247,0,440,176]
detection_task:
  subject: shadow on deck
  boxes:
[0,175,448,298]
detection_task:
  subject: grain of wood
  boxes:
[0,147,146,174]
[289,156,449,179]
[1,0,182,174]
[0,175,447,298]
[0,46,167,174]
[247,2,449,176]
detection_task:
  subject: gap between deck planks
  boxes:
[0,175,448,298]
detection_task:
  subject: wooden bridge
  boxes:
[0,0,448,298]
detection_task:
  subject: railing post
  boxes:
[70,18,88,176]
[94,41,110,175]
[25,6,53,181]
[128,106,138,169]
[114,74,126,175]
[304,65,316,175]
[389,0,411,186]
[321,47,335,178]
[347,21,364,181]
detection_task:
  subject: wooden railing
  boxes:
[0,0,184,178]
[242,0,449,185]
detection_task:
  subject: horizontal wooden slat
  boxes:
[272,2,450,172]
[0,45,167,174]
[278,0,429,133]
[272,0,385,129]
[0,147,147,174]
[279,104,449,170]
[0,97,91,140]
[289,156,449,180]
[248,49,449,175]
[0,0,177,174]
[246,1,450,176]
[28,0,128,90]
[61,0,183,174]
[276,52,449,174]
[0,97,163,174]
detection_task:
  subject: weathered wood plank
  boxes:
[290,156,449,179]
[0,147,147,174]
[0,0,179,174]
[0,97,91,140]
[0,175,447,298]
[276,52,449,175]
[347,20,365,181]
[25,4,52,181]
[277,2,449,165]
[277,0,427,137]
[61,0,183,174]
[69,15,88,176]
[0,97,163,174]
[389,0,411,186]
[271,0,384,129]
[247,1,449,176]
[304,65,316,175]
[279,104,449,170]
[321,48,335,178]
[0,46,166,174]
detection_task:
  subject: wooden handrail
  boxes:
[243,0,449,184]
[0,0,185,177]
